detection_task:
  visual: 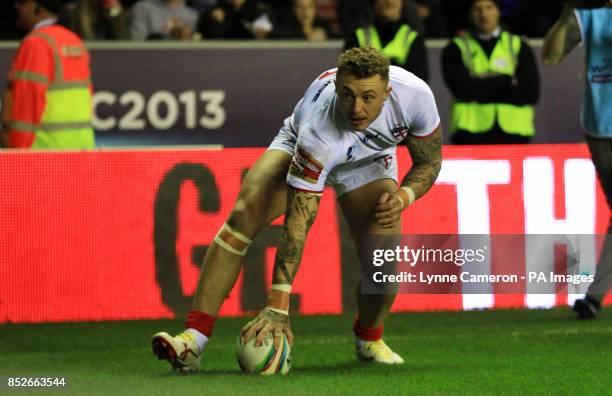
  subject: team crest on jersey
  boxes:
[391,124,409,139]
[374,155,393,170]
[346,145,355,162]
[289,147,323,183]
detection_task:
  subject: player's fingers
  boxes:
[255,323,274,347]
[376,202,393,212]
[284,327,294,346]
[377,196,403,214]
[377,191,391,205]
[273,329,282,350]
[377,212,397,223]
[240,319,256,335]
[379,215,399,228]
[243,320,265,343]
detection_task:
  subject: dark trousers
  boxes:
[451,128,532,145]
[586,135,612,301]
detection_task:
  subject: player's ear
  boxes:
[385,85,392,99]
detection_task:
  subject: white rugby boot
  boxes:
[152,331,204,372]
[355,338,405,364]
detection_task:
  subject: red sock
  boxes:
[186,310,216,337]
[353,318,383,341]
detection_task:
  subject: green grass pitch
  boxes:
[1,308,610,395]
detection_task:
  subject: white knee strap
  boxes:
[213,222,252,256]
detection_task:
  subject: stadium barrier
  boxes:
[1,144,610,324]
[0,41,586,147]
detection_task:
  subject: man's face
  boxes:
[227,0,247,9]
[294,0,316,25]
[374,0,403,21]
[15,0,38,31]
[335,73,391,131]
[469,0,500,35]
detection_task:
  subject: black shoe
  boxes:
[573,296,601,319]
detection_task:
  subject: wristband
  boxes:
[400,186,416,206]
[268,284,291,312]
[271,284,292,293]
[397,186,416,210]
[266,306,289,316]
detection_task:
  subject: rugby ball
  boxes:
[236,332,291,375]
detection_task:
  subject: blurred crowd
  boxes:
[0,0,563,41]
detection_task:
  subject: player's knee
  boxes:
[228,184,268,229]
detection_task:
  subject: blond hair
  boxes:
[337,46,390,80]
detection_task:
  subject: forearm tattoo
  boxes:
[402,127,442,199]
[273,188,321,284]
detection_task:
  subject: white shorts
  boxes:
[268,128,398,197]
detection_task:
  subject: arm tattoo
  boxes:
[273,187,321,284]
[402,127,443,199]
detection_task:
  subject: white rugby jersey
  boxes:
[283,65,440,193]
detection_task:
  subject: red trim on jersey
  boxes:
[410,122,440,139]
[318,69,337,80]
[287,184,323,195]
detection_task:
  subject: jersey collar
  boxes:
[33,18,57,30]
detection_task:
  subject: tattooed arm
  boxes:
[401,125,443,199]
[272,187,322,285]
[375,126,443,228]
[542,2,582,65]
[241,186,321,347]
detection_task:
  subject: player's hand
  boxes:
[240,307,294,350]
[375,191,404,228]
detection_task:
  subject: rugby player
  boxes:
[152,46,442,370]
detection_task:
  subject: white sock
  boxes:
[185,328,209,351]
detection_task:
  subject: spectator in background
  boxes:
[198,0,273,39]
[413,0,447,37]
[60,0,129,40]
[130,0,199,40]
[2,0,95,148]
[339,0,423,40]
[442,0,539,144]
[271,0,332,41]
[314,0,341,37]
[509,0,561,37]
[344,0,429,82]
[188,0,217,13]
[542,0,612,319]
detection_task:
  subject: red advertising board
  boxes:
[0,145,610,323]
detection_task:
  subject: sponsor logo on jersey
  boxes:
[374,155,393,170]
[346,145,355,162]
[289,147,324,184]
[391,124,409,139]
[312,80,333,103]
